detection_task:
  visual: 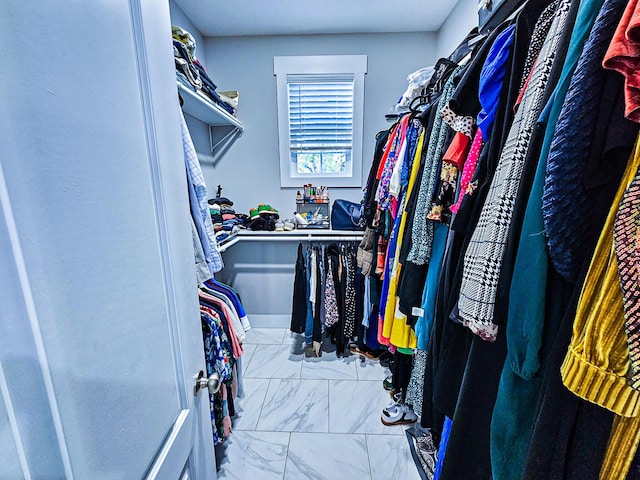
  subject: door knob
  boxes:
[194,370,221,396]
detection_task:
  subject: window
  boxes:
[274,55,367,187]
[288,76,353,175]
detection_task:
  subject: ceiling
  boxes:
[174,0,462,37]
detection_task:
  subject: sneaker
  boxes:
[284,219,295,231]
[379,350,393,368]
[258,204,278,215]
[381,401,417,426]
[304,343,321,358]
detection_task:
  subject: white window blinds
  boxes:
[287,74,354,153]
[274,55,367,187]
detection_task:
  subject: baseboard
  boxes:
[246,313,290,328]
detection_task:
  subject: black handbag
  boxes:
[331,199,365,230]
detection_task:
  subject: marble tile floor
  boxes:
[217,328,421,480]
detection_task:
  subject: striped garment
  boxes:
[457,0,572,341]
[181,109,224,273]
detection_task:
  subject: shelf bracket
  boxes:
[209,125,243,153]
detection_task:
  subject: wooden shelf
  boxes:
[177,80,243,130]
[217,232,241,253]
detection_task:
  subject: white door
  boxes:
[0,1,217,479]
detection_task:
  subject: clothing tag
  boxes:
[412,307,425,317]
[467,34,487,45]
[477,0,490,12]
[459,52,473,66]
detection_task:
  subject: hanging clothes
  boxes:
[180,109,223,275]
[201,306,233,445]
[407,66,463,266]
[197,278,249,446]
[290,243,307,333]
[416,10,532,453]
[560,136,640,479]
[456,0,573,342]
[324,255,340,328]
[380,123,426,349]
[602,0,640,123]
[352,0,640,476]
[491,1,625,478]
[439,4,581,479]
[289,241,364,356]
[343,247,358,339]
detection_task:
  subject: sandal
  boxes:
[381,401,418,426]
[348,343,379,359]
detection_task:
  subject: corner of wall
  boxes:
[436,0,479,59]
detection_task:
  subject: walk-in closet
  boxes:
[4,0,640,478]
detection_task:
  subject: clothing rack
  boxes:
[479,0,527,32]
[238,235,364,242]
[230,230,364,243]
[290,239,364,357]
[217,230,364,253]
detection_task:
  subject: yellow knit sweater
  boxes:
[560,135,640,479]
[381,129,425,349]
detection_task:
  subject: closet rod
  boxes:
[238,235,363,243]
[217,233,363,253]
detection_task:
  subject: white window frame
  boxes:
[274,55,367,188]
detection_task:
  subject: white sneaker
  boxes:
[381,401,418,426]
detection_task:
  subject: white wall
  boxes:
[437,0,479,59]
[199,32,437,217]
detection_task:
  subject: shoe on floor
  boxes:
[304,344,321,358]
[383,375,393,391]
[349,343,380,360]
[381,401,417,426]
[379,350,393,368]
